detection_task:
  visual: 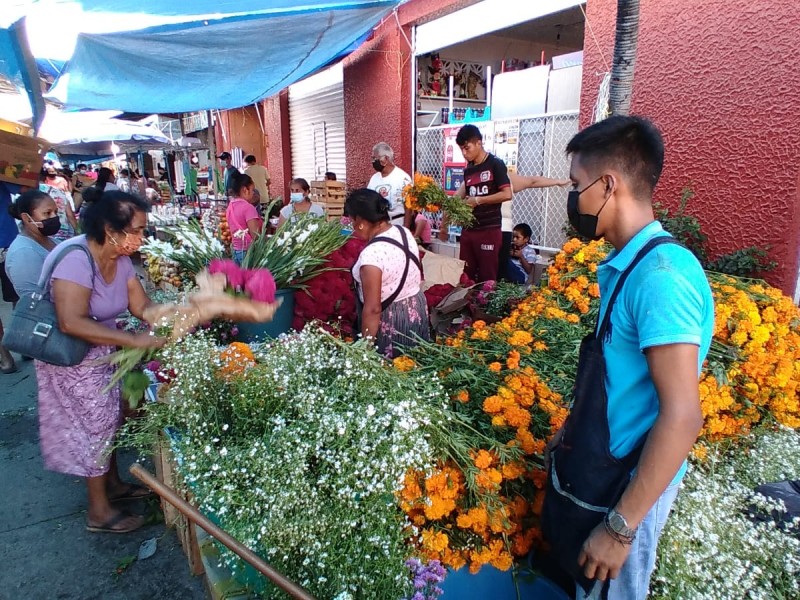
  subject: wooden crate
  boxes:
[153,436,205,576]
[310,180,346,221]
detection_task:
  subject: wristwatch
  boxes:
[606,508,636,540]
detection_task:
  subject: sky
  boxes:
[7,1,204,60]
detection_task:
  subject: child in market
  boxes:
[507,223,538,284]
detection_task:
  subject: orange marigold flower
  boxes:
[218,342,256,377]
[393,355,416,372]
[501,461,526,480]
[424,496,457,520]
[455,389,470,403]
[476,468,503,490]
[421,529,450,554]
[506,350,521,370]
[488,361,502,372]
[473,449,494,469]
[504,406,532,429]
[508,330,533,346]
[483,395,504,414]
[511,529,537,556]
[491,415,507,427]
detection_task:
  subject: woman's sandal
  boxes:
[86,512,145,534]
[108,483,154,503]
[1,362,18,374]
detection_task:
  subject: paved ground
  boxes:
[0,301,207,600]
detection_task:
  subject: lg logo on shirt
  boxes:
[469,185,489,196]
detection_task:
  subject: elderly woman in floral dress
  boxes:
[37,190,170,534]
[346,188,430,357]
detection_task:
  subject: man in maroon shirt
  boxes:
[454,124,512,282]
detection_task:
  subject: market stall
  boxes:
[118,229,800,600]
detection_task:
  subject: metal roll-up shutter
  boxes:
[289,64,346,183]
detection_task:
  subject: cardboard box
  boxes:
[0,129,42,188]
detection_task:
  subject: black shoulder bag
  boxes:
[2,244,97,366]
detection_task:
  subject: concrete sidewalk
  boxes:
[0,301,206,600]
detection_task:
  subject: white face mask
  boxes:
[290,192,305,203]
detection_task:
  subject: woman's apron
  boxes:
[542,236,679,598]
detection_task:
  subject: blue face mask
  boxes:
[290,192,305,203]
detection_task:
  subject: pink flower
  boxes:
[209,259,246,290]
[244,268,277,303]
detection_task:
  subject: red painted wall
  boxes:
[343,27,411,188]
[263,91,292,202]
[582,0,800,293]
[342,0,480,189]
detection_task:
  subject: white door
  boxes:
[289,63,346,183]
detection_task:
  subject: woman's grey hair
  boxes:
[372,142,394,161]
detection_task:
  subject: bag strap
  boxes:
[597,236,681,341]
[366,226,422,311]
[37,243,97,300]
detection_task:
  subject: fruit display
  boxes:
[145,256,185,289]
[215,213,232,253]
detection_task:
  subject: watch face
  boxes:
[609,512,627,532]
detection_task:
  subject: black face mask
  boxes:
[32,215,61,237]
[372,159,383,172]
[567,177,608,240]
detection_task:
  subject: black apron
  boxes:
[542,236,679,597]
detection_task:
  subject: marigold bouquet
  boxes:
[399,234,800,577]
[403,172,475,228]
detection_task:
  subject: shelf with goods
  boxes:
[417,55,492,127]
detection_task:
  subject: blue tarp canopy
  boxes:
[47,0,399,113]
[0,18,45,132]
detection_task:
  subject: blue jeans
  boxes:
[578,482,680,600]
[233,249,246,265]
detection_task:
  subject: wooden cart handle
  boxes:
[130,463,317,600]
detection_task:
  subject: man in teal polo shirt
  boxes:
[546,116,714,600]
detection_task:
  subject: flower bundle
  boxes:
[208,258,276,304]
[652,427,800,599]
[545,237,607,322]
[470,280,530,319]
[121,328,458,599]
[699,273,800,438]
[401,235,800,575]
[242,212,348,289]
[292,237,366,334]
[141,219,227,278]
[400,315,570,572]
[403,172,475,228]
[101,263,281,391]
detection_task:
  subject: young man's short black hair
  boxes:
[244,154,256,164]
[456,124,482,146]
[566,115,664,199]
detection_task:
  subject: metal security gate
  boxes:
[289,65,346,183]
[415,111,578,249]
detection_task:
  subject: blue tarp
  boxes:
[0,18,45,132]
[48,0,399,113]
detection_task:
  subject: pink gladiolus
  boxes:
[244,268,277,303]
[209,258,246,289]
